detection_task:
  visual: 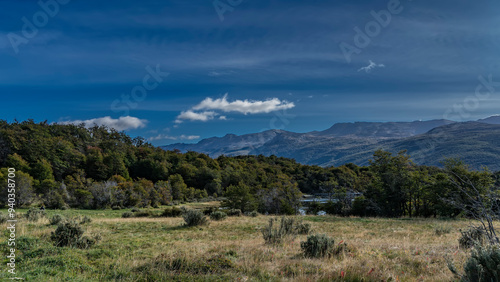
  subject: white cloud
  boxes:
[175,94,295,124]
[59,116,148,131]
[148,134,200,141]
[358,60,385,73]
[192,94,295,114]
[175,111,218,123]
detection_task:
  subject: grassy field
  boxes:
[0,205,475,281]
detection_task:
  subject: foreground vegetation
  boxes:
[0,206,485,281]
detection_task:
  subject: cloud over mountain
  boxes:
[175,94,295,123]
[59,116,148,131]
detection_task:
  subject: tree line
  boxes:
[0,120,498,217]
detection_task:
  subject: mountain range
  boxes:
[161,116,500,170]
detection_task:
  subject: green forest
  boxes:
[1,120,498,218]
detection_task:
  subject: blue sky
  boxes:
[0,0,499,145]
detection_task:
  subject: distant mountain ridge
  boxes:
[161,116,500,170]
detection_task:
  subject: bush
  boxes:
[161,207,183,217]
[50,221,100,249]
[449,244,500,282]
[300,234,336,258]
[226,209,242,217]
[49,214,64,225]
[463,244,500,281]
[262,217,297,245]
[0,212,7,224]
[459,227,485,249]
[203,207,218,215]
[51,221,84,247]
[249,211,259,217]
[79,216,92,224]
[134,211,152,218]
[131,207,141,213]
[112,205,122,210]
[25,208,46,222]
[210,211,227,221]
[295,222,312,235]
[122,212,133,218]
[183,209,209,227]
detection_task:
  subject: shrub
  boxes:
[203,207,218,215]
[435,226,452,236]
[161,207,183,217]
[0,212,7,224]
[249,211,259,217]
[50,221,84,247]
[459,227,485,249]
[295,222,312,235]
[122,212,133,218]
[79,216,92,224]
[49,214,64,225]
[50,221,100,249]
[183,209,209,227]
[131,207,141,213]
[300,234,336,258]
[25,208,46,222]
[210,211,227,221]
[111,205,122,210]
[134,211,152,218]
[262,217,297,245]
[449,244,500,282]
[226,209,242,217]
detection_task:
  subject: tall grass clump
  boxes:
[300,234,336,258]
[49,214,64,225]
[183,209,209,227]
[261,216,297,244]
[25,208,46,221]
[210,211,227,221]
[50,221,100,249]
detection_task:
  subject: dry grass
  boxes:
[0,209,481,281]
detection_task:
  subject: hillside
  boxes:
[162,118,500,170]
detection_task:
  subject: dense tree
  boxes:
[0,120,498,217]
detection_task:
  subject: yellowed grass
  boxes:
[2,214,479,281]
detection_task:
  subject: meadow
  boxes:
[0,204,475,281]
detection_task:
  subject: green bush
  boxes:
[449,244,500,282]
[134,211,152,218]
[161,207,183,217]
[459,227,485,249]
[25,208,46,222]
[112,205,122,210]
[226,209,242,217]
[79,215,92,224]
[295,222,312,235]
[49,214,64,225]
[50,221,100,249]
[210,211,227,221]
[203,207,218,215]
[122,212,133,218]
[131,207,141,213]
[300,234,336,258]
[249,211,259,217]
[261,216,297,245]
[183,209,208,227]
